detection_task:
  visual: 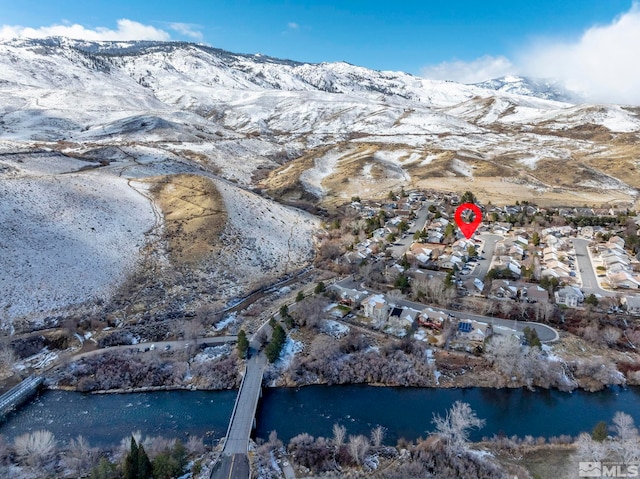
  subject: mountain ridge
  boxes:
[1,36,640,325]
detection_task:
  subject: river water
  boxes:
[1,386,639,447]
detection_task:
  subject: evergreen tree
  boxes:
[237,329,249,359]
[137,444,152,479]
[461,191,477,204]
[123,437,139,479]
[91,458,118,479]
[531,231,540,247]
[591,421,608,442]
[314,281,326,294]
[265,324,287,363]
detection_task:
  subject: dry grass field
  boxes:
[148,174,227,265]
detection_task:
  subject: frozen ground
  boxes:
[0,155,156,325]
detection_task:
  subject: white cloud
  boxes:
[421,4,640,105]
[520,3,640,105]
[168,22,203,41]
[287,22,300,30]
[0,19,171,42]
[421,55,515,84]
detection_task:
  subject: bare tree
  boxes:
[431,401,485,453]
[347,434,369,465]
[387,290,405,303]
[14,430,57,467]
[499,300,514,319]
[574,432,608,463]
[603,326,622,346]
[612,412,638,441]
[63,435,98,475]
[186,435,206,456]
[0,339,17,375]
[141,435,175,460]
[485,334,522,378]
[332,424,346,448]
[294,296,328,329]
[370,425,386,447]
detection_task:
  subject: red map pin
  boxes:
[454,203,482,239]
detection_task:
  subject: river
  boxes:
[1,386,639,447]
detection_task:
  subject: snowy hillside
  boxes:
[474,76,583,103]
[1,37,640,324]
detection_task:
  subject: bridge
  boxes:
[0,376,43,422]
[211,343,268,479]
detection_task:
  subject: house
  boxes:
[409,243,433,264]
[489,280,516,300]
[581,226,595,239]
[363,294,390,323]
[608,271,640,289]
[401,307,421,323]
[332,285,368,307]
[418,308,445,330]
[454,320,493,346]
[609,236,626,249]
[555,286,584,308]
[523,284,549,303]
[622,296,640,316]
[463,277,484,296]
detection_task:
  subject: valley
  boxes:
[1,37,640,479]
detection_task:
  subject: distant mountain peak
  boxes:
[473,75,583,104]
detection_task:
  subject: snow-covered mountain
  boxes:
[1,37,640,324]
[473,75,583,103]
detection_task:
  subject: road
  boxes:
[395,296,558,342]
[388,203,431,259]
[469,234,502,281]
[335,278,559,342]
[71,336,237,360]
[211,326,270,479]
[210,454,249,479]
[572,238,616,297]
[222,350,267,455]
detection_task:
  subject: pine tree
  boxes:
[137,444,152,479]
[123,437,138,479]
[237,330,249,359]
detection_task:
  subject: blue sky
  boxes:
[1,0,639,102]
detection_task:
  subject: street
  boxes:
[388,203,431,258]
[335,277,559,342]
[572,238,616,297]
[210,454,249,479]
[469,233,502,281]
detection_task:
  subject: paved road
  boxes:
[335,278,559,342]
[222,349,267,455]
[388,203,431,259]
[211,328,270,479]
[72,336,237,360]
[572,238,616,297]
[470,234,502,281]
[394,296,558,342]
[210,454,249,479]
